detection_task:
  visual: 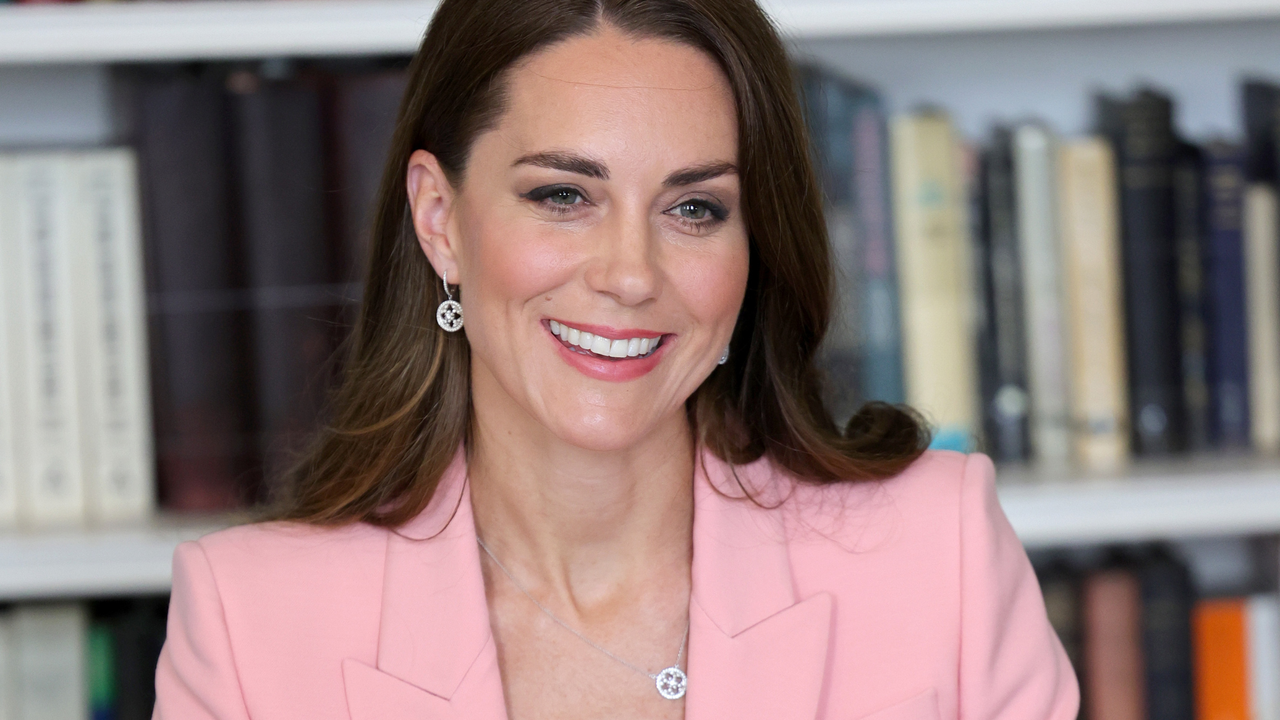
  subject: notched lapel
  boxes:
[342,658,454,720]
[685,592,833,720]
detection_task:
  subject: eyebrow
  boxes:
[512,151,738,188]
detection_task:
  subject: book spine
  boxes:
[978,129,1030,462]
[1113,92,1185,455]
[891,112,978,451]
[10,154,85,526]
[88,620,116,720]
[1058,138,1130,472]
[13,603,87,720]
[70,149,155,523]
[1174,144,1213,451]
[851,92,905,406]
[1139,550,1195,720]
[1244,184,1280,453]
[1194,597,1251,720]
[1249,594,1280,720]
[0,608,14,720]
[1202,143,1252,449]
[1083,568,1147,720]
[1014,123,1071,468]
[0,156,19,528]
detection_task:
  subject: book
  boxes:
[6,153,86,526]
[0,607,14,720]
[110,597,168,720]
[1014,123,1071,468]
[1035,561,1085,698]
[134,68,257,511]
[69,149,155,523]
[0,157,19,528]
[890,110,978,451]
[1250,595,1280,720]
[1194,597,1251,720]
[1096,90,1185,456]
[89,620,117,720]
[1058,138,1129,472]
[1243,184,1280,454]
[1173,143,1212,452]
[1201,142,1252,449]
[229,70,341,491]
[1138,548,1195,720]
[1242,80,1280,182]
[1083,565,1146,720]
[13,603,87,720]
[975,128,1031,463]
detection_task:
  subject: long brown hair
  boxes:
[274,0,929,526]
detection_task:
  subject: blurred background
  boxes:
[2,0,1280,718]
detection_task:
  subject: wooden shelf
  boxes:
[0,516,231,601]
[3,0,1280,65]
[999,459,1280,549]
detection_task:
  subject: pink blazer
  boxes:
[154,449,1079,720]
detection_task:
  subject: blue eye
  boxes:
[522,185,585,210]
[676,201,710,220]
[547,188,581,205]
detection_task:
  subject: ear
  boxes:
[406,149,460,282]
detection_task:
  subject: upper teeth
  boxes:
[549,320,662,359]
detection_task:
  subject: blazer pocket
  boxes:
[850,688,941,720]
[342,658,454,720]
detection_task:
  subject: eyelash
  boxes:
[520,184,729,230]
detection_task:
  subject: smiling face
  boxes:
[409,26,750,453]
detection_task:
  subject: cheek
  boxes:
[461,208,576,311]
[668,240,750,330]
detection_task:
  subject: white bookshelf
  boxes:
[3,0,1280,64]
[0,517,230,601]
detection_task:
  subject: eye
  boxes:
[521,184,587,213]
[675,201,711,220]
[546,188,582,205]
[666,198,728,227]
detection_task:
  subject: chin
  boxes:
[546,412,663,454]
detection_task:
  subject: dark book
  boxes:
[133,67,258,511]
[1242,79,1280,182]
[328,68,408,286]
[975,128,1030,462]
[1035,560,1085,715]
[1095,89,1186,455]
[228,69,344,491]
[1173,143,1211,451]
[1137,547,1196,720]
[93,597,169,720]
[1201,142,1251,449]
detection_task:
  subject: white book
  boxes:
[1244,184,1280,454]
[1013,123,1071,469]
[7,153,85,526]
[0,156,19,528]
[69,149,155,523]
[1251,594,1280,720]
[0,608,15,720]
[13,604,87,720]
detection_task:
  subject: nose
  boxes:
[583,206,660,306]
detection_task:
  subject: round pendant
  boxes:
[436,300,464,332]
[654,666,687,700]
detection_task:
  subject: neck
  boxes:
[466,380,695,611]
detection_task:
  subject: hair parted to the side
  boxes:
[272,0,930,527]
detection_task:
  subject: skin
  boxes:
[407,25,749,720]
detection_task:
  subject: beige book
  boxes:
[1244,184,1280,454]
[1058,138,1129,472]
[890,111,977,449]
[0,156,18,528]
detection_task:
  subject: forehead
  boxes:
[492,28,738,165]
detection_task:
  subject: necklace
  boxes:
[476,536,690,701]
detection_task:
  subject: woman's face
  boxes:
[411,27,749,452]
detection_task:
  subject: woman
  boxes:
[154,0,1078,718]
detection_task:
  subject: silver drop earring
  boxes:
[718,346,730,365]
[436,270,464,332]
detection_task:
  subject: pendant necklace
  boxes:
[476,536,689,700]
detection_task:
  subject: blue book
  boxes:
[1202,142,1252,448]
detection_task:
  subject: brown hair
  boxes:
[274,0,929,526]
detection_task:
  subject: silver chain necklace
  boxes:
[476,536,690,700]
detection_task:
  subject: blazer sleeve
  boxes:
[153,541,252,720]
[957,453,1080,720]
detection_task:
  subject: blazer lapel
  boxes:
[684,451,834,720]
[343,449,509,720]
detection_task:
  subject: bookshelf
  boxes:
[4,0,1280,64]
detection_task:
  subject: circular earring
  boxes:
[718,346,730,365]
[436,270,464,332]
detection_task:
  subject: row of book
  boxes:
[0,598,168,720]
[802,65,1280,472]
[1036,547,1280,720]
[0,62,405,525]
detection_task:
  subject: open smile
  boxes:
[548,320,665,360]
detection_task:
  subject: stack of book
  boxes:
[800,65,1280,473]
[0,598,168,720]
[1036,547,1280,720]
